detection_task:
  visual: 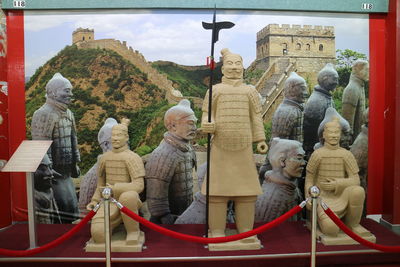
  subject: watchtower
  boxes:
[72,28,94,44]
[255,24,336,74]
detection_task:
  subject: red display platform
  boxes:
[0,220,399,267]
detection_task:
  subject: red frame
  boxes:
[0,2,399,227]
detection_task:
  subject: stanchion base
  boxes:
[207,229,262,251]
[85,230,145,252]
[318,226,376,246]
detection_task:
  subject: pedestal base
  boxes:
[85,229,145,252]
[317,226,376,245]
[207,229,262,251]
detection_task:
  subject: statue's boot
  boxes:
[119,191,142,245]
[235,196,258,243]
[345,203,369,236]
[209,196,228,237]
[345,186,367,236]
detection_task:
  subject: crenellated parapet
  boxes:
[257,24,334,40]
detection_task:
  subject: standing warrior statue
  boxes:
[303,63,339,157]
[201,48,267,247]
[259,72,308,182]
[305,117,374,244]
[342,60,369,141]
[271,72,308,142]
[87,118,145,246]
[31,73,80,223]
[145,99,197,224]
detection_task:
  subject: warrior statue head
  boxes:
[221,48,244,80]
[46,73,73,105]
[284,72,308,104]
[268,138,306,179]
[322,116,342,148]
[164,99,197,141]
[352,60,369,82]
[317,63,339,92]
[318,107,350,146]
[111,118,130,150]
[98,118,118,153]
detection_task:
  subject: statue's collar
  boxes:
[283,98,304,111]
[221,76,244,87]
[314,86,332,98]
[164,132,191,152]
[350,74,366,86]
[46,98,68,112]
[112,144,129,153]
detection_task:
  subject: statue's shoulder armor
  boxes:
[341,148,360,174]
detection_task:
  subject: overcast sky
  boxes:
[24,10,369,77]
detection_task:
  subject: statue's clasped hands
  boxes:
[320,178,337,192]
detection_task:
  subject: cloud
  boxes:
[24,10,369,75]
[25,50,58,77]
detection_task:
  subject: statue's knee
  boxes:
[119,191,139,203]
[91,222,105,243]
[319,218,340,236]
[119,191,140,209]
[349,186,365,205]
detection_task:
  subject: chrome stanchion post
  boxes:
[102,187,113,267]
[309,186,320,267]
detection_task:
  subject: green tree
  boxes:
[336,49,367,87]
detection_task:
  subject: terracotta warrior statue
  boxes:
[78,118,117,214]
[305,117,370,240]
[303,63,338,157]
[87,118,145,246]
[175,162,207,224]
[259,72,308,182]
[342,60,369,141]
[201,48,267,248]
[31,73,80,223]
[145,99,197,224]
[255,138,306,222]
[350,108,369,215]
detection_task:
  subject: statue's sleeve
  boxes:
[145,146,176,217]
[271,106,297,139]
[249,87,266,142]
[31,109,55,165]
[201,88,218,126]
[123,153,145,194]
[69,110,81,163]
[335,151,360,195]
[305,151,321,198]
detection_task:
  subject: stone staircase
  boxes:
[255,58,296,122]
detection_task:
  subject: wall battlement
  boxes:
[257,24,334,40]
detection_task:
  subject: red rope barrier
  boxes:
[0,210,96,257]
[120,204,303,244]
[323,206,400,252]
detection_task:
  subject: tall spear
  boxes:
[202,8,234,237]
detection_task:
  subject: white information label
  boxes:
[13,0,26,8]
[362,3,374,10]
[1,140,52,172]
